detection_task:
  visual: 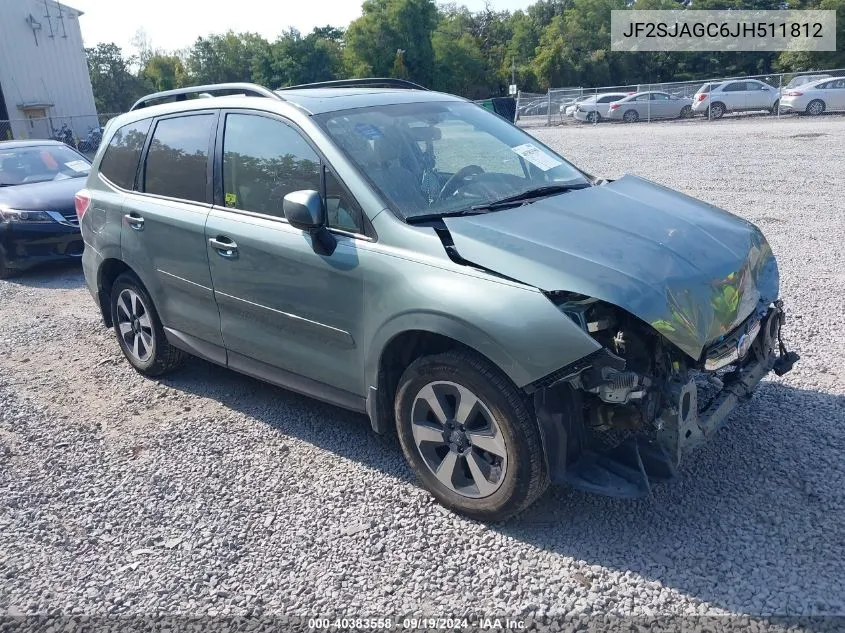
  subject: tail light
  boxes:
[697,94,708,101]
[784,91,803,96]
[74,190,91,222]
[610,103,621,110]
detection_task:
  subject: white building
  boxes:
[0,0,98,142]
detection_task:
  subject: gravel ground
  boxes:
[1,115,844,629]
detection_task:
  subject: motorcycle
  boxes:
[51,123,77,149]
[77,126,103,154]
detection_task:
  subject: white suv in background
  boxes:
[691,79,780,119]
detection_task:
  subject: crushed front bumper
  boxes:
[534,301,798,499]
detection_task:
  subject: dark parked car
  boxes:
[78,80,798,521]
[0,140,90,278]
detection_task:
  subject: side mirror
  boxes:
[282,189,336,256]
[283,190,324,230]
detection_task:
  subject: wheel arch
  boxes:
[365,313,532,435]
[96,258,143,326]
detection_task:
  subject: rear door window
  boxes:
[99,119,152,190]
[143,114,215,203]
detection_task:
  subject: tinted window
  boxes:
[222,114,321,218]
[651,93,670,101]
[143,114,214,203]
[723,82,747,92]
[100,119,151,189]
[699,83,722,93]
[747,82,769,91]
[634,94,650,102]
[598,95,619,103]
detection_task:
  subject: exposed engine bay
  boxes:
[529,294,799,498]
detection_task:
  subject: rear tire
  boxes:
[110,273,184,376]
[622,109,639,123]
[680,105,692,119]
[806,99,825,116]
[708,102,725,119]
[394,349,548,522]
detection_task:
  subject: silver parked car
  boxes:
[691,79,780,119]
[606,91,693,122]
[573,93,632,123]
[780,77,845,115]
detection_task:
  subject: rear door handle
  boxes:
[124,213,145,230]
[209,237,238,258]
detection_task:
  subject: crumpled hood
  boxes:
[444,174,779,360]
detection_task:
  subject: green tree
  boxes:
[85,43,148,113]
[345,0,438,85]
[142,54,187,92]
[185,31,270,85]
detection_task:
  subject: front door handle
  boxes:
[124,213,145,230]
[209,236,238,258]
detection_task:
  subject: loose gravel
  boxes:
[1,116,844,628]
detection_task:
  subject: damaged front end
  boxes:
[528,296,799,499]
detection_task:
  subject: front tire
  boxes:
[586,111,600,124]
[110,273,184,376]
[769,99,780,114]
[0,245,13,280]
[395,349,548,522]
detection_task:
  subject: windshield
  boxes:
[0,145,90,186]
[315,101,589,220]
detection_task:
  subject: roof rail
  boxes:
[129,83,283,111]
[278,78,429,91]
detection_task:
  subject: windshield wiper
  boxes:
[469,182,591,212]
[406,182,592,225]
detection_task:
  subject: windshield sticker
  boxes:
[64,160,90,172]
[354,123,384,140]
[225,193,238,208]
[511,143,563,171]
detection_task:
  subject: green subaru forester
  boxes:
[77,79,797,520]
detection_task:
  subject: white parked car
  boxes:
[606,91,694,122]
[780,77,845,115]
[560,95,592,116]
[780,73,832,96]
[691,79,780,119]
[573,93,633,123]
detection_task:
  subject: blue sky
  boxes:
[69,0,536,54]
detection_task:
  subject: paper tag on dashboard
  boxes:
[511,143,563,171]
[64,160,90,172]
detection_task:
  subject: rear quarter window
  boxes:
[99,119,152,190]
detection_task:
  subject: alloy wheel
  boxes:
[410,380,508,499]
[807,100,825,116]
[116,288,154,363]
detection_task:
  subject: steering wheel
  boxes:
[438,165,485,201]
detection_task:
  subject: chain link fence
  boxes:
[517,67,845,128]
[0,113,122,158]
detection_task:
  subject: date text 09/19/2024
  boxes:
[308,617,526,630]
